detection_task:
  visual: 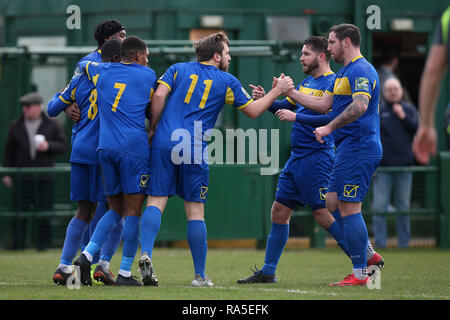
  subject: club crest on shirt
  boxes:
[355,77,369,91]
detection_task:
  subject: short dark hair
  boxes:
[194,33,230,62]
[120,36,147,61]
[304,36,331,61]
[329,23,361,47]
[94,19,125,48]
[101,39,122,62]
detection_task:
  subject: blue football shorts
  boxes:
[98,149,150,196]
[328,153,380,202]
[275,148,334,211]
[148,148,209,203]
[70,162,106,202]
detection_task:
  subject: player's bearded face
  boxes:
[327,32,345,64]
[300,45,319,75]
[218,44,231,72]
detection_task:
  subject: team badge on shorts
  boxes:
[319,188,328,201]
[200,186,208,200]
[343,185,359,198]
[140,175,150,188]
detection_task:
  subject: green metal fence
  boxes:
[1,152,449,250]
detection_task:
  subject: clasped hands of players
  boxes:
[250,74,329,143]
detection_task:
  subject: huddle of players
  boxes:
[51,19,383,287]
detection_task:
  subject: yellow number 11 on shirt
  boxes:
[184,74,213,109]
[112,82,126,112]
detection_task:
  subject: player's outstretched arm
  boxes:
[249,84,296,114]
[276,109,334,127]
[286,88,333,114]
[240,76,294,119]
[148,84,170,143]
[314,94,369,143]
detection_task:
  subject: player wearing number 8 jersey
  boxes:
[138,32,294,287]
[74,36,158,286]
[48,36,126,286]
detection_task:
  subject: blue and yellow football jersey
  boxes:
[47,50,102,165]
[151,62,253,155]
[282,72,336,159]
[327,56,382,159]
[79,61,157,160]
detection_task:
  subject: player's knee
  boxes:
[271,201,292,224]
[312,208,334,229]
[76,200,95,222]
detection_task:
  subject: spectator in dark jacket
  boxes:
[371,78,419,248]
[2,92,67,250]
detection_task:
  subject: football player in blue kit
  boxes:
[49,21,127,286]
[73,36,158,286]
[237,36,340,284]
[286,24,384,286]
[137,32,294,287]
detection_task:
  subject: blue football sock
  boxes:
[120,216,140,273]
[328,210,350,258]
[261,222,289,276]
[89,201,108,264]
[332,209,344,228]
[140,206,162,258]
[90,202,108,237]
[84,209,121,260]
[187,220,207,278]
[60,217,88,266]
[100,217,124,262]
[342,212,368,269]
[80,225,90,253]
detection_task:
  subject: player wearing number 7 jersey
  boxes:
[73,36,158,286]
[138,32,294,287]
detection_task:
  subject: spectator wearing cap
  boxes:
[2,92,67,250]
[371,78,419,248]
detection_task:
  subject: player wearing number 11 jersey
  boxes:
[137,32,294,287]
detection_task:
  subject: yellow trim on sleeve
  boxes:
[86,62,92,81]
[70,88,77,101]
[150,87,155,101]
[58,95,72,105]
[157,80,172,92]
[225,87,235,106]
[236,99,253,110]
[325,90,334,96]
[286,96,296,105]
[352,91,371,99]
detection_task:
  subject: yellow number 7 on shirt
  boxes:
[112,82,126,112]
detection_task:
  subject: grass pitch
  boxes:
[0,247,448,300]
